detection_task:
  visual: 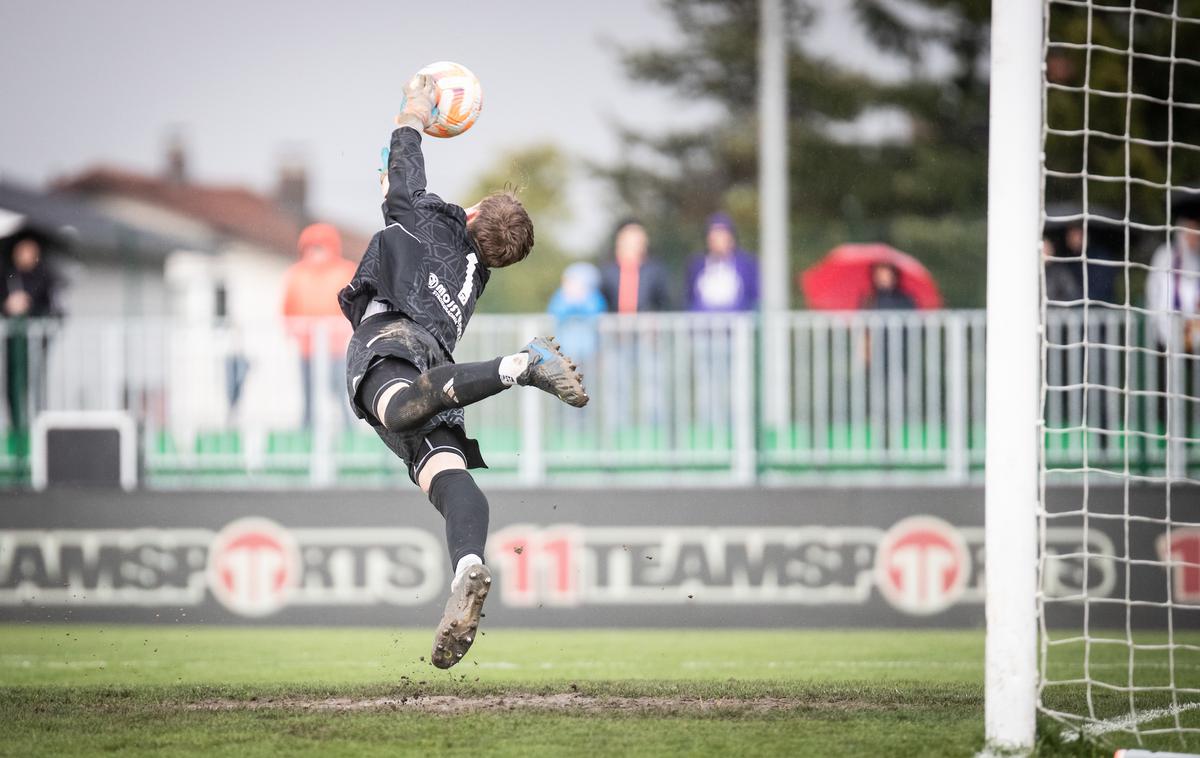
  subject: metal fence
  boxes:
[758,310,987,482]
[1042,307,1200,482]
[0,309,1194,488]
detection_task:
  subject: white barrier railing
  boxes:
[758,310,987,481]
[0,309,1190,488]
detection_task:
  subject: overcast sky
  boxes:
[0,0,880,253]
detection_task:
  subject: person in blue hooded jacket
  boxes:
[547,262,606,366]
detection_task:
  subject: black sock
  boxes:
[362,357,509,432]
[427,469,489,569]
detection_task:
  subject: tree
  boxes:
[596,0,993,307]
[1045,0,1200,232]
[1040,1,1200,305]
[464,143,574,314]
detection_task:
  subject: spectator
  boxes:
[861,262,916,310]
[1044,222,1120,306]
[2,233,58,433]
[599,219,671,313]
[598,220,669,430]
[282,222,357,429]
[1042,234,1085,429]
[686,212,759,312]
[1146,200,1200,353]
[1065,222,1119,304]
[547,262,606,367]
[858,262,915,438]
[1145,198,1200,434]
[1043,235,1084,304]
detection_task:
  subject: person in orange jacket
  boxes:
[282,222,358,428]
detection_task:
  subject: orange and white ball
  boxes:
[418,61,483,138]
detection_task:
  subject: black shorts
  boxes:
[346,312,486,481]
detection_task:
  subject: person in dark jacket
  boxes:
[338,74,588,670]
[2,233,58,434]
[861,262,916,310]
[599,219,671,313]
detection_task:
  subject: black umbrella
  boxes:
[1042,202,1131,256]
[1171,191,1200,224]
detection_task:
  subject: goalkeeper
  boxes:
[339,75,588,669]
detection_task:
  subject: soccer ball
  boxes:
[418,61,483,139]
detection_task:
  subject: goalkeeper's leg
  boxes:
[359,338,588,436]
[360,356,523,434]
[411,432,491,670]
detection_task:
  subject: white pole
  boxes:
[984,0,1042,752]
[758,0,789,432]
[758,0,788,313]
[310,319,335,487]
[732,315,756,483]
[518,316,545,484]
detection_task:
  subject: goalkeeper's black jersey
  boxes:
[339,127,490,356]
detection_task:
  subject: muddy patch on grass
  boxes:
[188,693,885,715]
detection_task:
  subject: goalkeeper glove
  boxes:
[396,73,438,131]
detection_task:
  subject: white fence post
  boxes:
[732,315,756,483]
[309,319,335,487]
[518,316,545,485]
[946,314,969,483]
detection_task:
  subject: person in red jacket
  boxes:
[282,222,358,428]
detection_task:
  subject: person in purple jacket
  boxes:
[685,213,760,312]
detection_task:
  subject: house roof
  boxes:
[0,179,186,263]
[55,167,370,261]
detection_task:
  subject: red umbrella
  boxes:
[798,243,943,310]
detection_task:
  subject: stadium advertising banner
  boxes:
[0,487,1191,628]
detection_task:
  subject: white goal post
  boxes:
[984,0,1043,751]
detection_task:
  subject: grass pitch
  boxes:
[0,625,1197,756]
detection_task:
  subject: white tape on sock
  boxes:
[452,554,484,591]
[497,353,529,386]
[374,379,410,423]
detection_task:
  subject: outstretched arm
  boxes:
[383,127,431,223]
[383,75,440,224]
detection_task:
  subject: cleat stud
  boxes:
[456,652,464,658]
[483,577,492,584]
[464,637,472,644]
[469,571,479,580]
[450,620,458,628]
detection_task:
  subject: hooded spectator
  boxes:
[686,213,760,312]
[282,222,357,428]
[548,261,606,365]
